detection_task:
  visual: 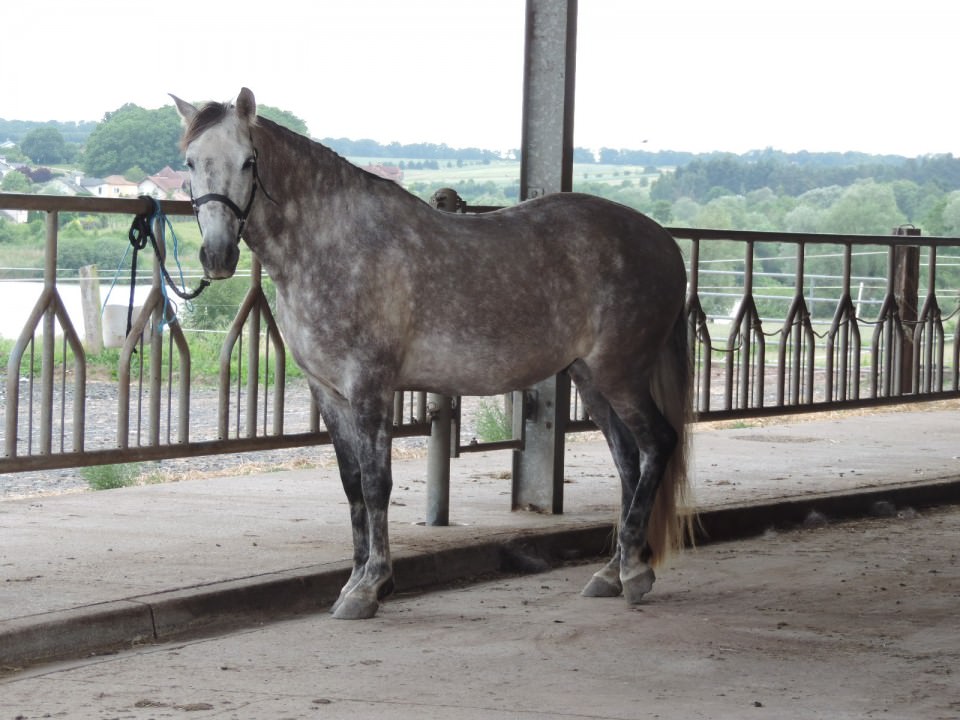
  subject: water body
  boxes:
[0,280,152,344]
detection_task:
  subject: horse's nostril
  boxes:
[198,241,239,279]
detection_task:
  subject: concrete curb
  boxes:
[3,480,958,670]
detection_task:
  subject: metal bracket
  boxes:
[522,389,539,422]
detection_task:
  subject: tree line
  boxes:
[4,103,960,238]
[321,137,501,163]
[2,103,308,178]
[649,151,960,204]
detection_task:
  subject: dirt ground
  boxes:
[3,505,958,720]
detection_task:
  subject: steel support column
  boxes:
[511,0,577,514]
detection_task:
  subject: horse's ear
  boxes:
[236,88,256,122]
[170,94,197,124]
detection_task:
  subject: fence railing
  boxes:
[1,193,959,483]
[675,226,960,422]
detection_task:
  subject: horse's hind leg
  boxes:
[570,362,673,604]
[569,364,649,599]
[609,388,677,604]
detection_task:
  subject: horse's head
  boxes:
[172,87,259,280]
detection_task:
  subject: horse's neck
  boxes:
[245,123,353,273]
[246,121,419,278]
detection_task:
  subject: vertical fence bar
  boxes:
[38,212,58,455]
[245,262,262,438]
[148,217,166,447]
[825,243,861,402]
[913,246,943,394]
[871,246,905,398]
[686,237,712,414]
[726,239,764,410]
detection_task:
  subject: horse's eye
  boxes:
[242,157,255,171]
[185,159,195,171]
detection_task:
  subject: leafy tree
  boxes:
[650,200,673,224]
[57,233,129,271]
[696,197,740,229]
[940,192,960,236]
[21,127,70,164]
[783,205,824,233]
[1,169,30,192]
[670,197,701,227]
[123,166,147,183]
[258,105,309,136]
[0,144,27,163]
[83,104,182,177]
[824,180,906,235]
[573,147,595,163]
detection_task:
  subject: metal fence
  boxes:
[1,193,959,482]
[677,226,960,422]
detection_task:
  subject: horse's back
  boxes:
[396,193,686,395]
[448,193,686,319]
[457,193,681,278]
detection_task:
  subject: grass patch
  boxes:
[81,462,142,490]
[474,397,512,443]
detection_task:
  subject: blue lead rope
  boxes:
[119,195,210,339]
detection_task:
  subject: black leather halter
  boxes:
[190,149,275,244]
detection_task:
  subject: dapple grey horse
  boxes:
[173,88,692,620]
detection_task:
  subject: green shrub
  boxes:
[81,463,142,490]
[474,397,512,443]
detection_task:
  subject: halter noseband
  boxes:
[190,149,274,244]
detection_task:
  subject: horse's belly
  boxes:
[399,335,577,396]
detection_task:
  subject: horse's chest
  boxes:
[275,293,344,368]
[275,287,385,386]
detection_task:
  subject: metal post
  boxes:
[893,226,921,394]
[426,393,452,525]
[39,212,58,456]
[79,265,104,354]
[512,0,577,514]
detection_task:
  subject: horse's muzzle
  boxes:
[199,239,240,280]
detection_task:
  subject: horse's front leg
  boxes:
[330,406,395,620]
[314,389,391,619]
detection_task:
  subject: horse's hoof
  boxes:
[622,566,656,605]
[581,574,623,597]
[331,595,380,620]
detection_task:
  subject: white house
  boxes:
[83,175,140,198]
[138,166,190,200]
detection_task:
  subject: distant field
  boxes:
[348,157,661,194]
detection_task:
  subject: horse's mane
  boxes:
[255,116,429,204]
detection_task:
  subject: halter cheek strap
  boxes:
[191,181,258,243]
[190,149,276,245]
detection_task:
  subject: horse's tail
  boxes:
[645,306,695,565]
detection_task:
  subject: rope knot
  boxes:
[124,196,210,339]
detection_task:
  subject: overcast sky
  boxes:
[4,0,957,157]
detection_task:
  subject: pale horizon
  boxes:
[4,0,958,158]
